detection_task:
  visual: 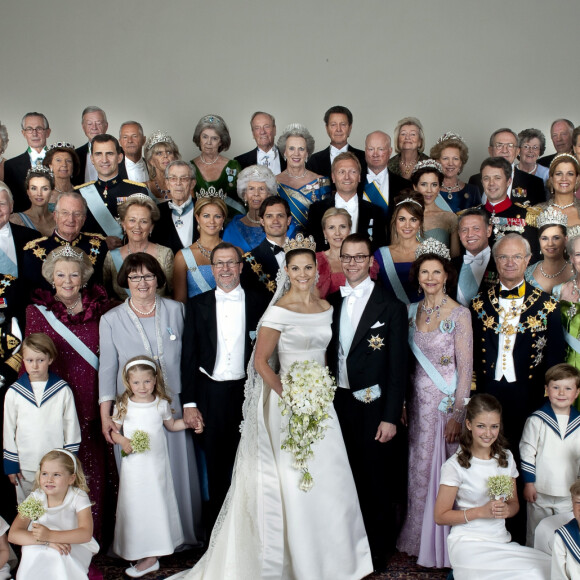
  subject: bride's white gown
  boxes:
[170,305,372,580]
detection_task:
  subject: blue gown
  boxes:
[277,177,331,230]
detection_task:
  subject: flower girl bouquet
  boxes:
[488,474,514,500]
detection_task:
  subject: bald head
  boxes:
[365,131,392,174]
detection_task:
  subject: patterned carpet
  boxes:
[92,549,451,579]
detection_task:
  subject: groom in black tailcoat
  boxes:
[327,233,408,571]
[181,242,261,532]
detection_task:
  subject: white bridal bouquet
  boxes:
[279,360,337,492]
[488,474,514,500]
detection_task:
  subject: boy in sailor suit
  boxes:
[520,364,580,547]
[552,480,580,579]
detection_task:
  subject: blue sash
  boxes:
[110,248,130,297]
[17,213,37,231]
[565,328,580,354]
[435,194,453,213]
[457,262,479,307]
[379,247,409,305]
[363,181,389,217]
[182,247,212,293]
[277,184,312,229]
[34,305,99,370]
[79,184,123,237]
[556,519,580,565]
[0,247,17,277]
[408,302,457,412]
[225,196,245,215]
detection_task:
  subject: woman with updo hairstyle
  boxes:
[43,142,80,209]
[103,193,173,302]
[525,206,572,295]
[430,132,481,212]
[534,153,580,228]
[10,166,55,235]
[173,194,228,302]
[411,159,460,257]
[191,114,244,216]
[186,233,373,579]
[398,238,471,568]
[388,117,429,180]
[374,190,424,304]
[144,130,181,200]
[222,164,278,252]
[0,121,8,182]
[517,128,549,187]
[276,124,331,230]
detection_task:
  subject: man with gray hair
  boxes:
[234,111,286,175]
[468,127,545,205]
[538,118,575,167]
[151,160,196,253]
[119,121,148,182]
[4,112,51,210]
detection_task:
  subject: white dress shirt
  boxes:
[200,286,246,382]
[125,157,149,182]
[338,276,374,389]
[330,144,348,164]
[0,223,17,269]
[366,167,389,196]
[257,147,281,176]
[85,147,98,182]
[169,198,195,248]
[28,147,47,167]
[265,237,285,268]
[335,193,359,233]
[495,281,524,382]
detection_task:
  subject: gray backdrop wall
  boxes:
[1,0,578,177]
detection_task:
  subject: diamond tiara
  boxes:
[283,233,316,254]
[395,197,422,208]
[567,224,580,241]
[201,115,223,126]
[27,165,53,178]
[537,206,568,229]
[145,130,175,151]
[196,186,227,201]
[49,244,85,261]
[415,237,451,261]
[436,132,465,145]
[48,141,75,150]
[413,159,443,174]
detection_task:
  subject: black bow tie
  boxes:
[499,283,525,300]
[271,244,283,255]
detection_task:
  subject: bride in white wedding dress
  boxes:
[169,237,372,580]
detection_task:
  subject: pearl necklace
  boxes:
[421,296,447,324]
[573,278,580,296]
[200,154,219,165]
[539,260,569,279]
[285,169,307,179]
[245,213,261,225]
[129,297,156,316]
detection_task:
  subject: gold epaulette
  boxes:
[523,205,543,227]
[74,181,96,190]
[123,179,147,187]
[23,236,48,250]
[83,232,106,240]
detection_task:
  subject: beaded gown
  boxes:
[397,305,472,567]
[25,286,114,541]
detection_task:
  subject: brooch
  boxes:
[440,355,452,366]
[368,335,384,350]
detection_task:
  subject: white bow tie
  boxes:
[216,287,241,301]
[463,247,490,266]
[340,285,364,298]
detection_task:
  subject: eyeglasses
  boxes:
[167,176,192,184]
[55,210,84,219]
[521,144,540,152]
[127,274,156,282]
[493,142,516,150]
[23,127,47,134]
[212,260,241,269]
[495,254,526,264]
[339,254,370,263]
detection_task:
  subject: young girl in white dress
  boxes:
[8,449,98,580]
[111,355,198,578]
[434,394,551,579]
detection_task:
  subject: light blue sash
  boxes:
[363,181,389,217]
[17,213,37,231]
[34,304,99,370]
[182,247,212,293]
[110,248,130,297]
[379,247,410,305]
[564,328,580,354]
[225,196,245,215]
[79,184,123,237]
[435,194,453,213]
[408,302,457,412]
[0,247,17,277]
[457,262,479,307]
[338,302,355,387]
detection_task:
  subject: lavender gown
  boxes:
[397,305,473,568]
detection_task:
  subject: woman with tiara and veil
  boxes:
[168,234,372,580]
